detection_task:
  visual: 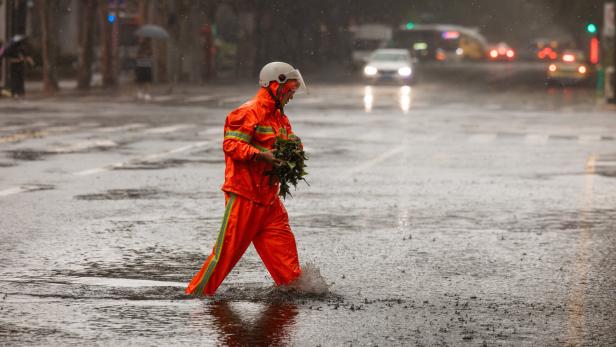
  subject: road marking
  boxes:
[198,127,220,136]
[47,140,118,153]
[0,125,83,144]
[524,134,549,145]
[0,184,54,197]
[73,141,211,176]
[152,95,176,102]
[185,95,217,103]
[98,123,147,133]
[341,145,405,179]
[0,131,47,144]
[565,154,595,346]
[219,96,246,105]
[144,124,193,134]
[578,135,602,143]
[415,134,441,142]
[0,121,49,132]
[468,134,496,143]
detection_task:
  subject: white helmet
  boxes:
[259,61,307,94]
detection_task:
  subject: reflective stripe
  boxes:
[194,194,237,296]
[224,130,251,143]
[255,125,275,134]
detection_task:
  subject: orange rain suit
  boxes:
[186,87,302,296]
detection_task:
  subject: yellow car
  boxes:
[546,50,589,85]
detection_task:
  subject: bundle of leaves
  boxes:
[266,137,309,199]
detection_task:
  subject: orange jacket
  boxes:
[221,88,300,205]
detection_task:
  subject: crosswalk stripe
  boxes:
[525,134,549,145]
[468,134,496,143]
[98,123,147,132]
[341,145,405,179]
[73,141,211,176]
[578,135,602,143]
[144,124,193,134]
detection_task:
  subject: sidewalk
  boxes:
[2,63,360,103]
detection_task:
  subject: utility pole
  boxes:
[605,2,616,103]
[1,0,7,91]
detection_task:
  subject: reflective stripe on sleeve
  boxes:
[224,130,252,143]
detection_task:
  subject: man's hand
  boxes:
[255,150,282,167]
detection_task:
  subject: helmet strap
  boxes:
[265,85,284,115]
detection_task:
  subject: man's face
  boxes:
[281,80,299,106]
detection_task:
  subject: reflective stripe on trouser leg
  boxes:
[188,194,236,296]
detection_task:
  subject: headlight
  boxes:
[364,65,377,76]
[398,67,412,77]
[578,66,587,74]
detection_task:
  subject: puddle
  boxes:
[8,141,118,161]
[23,184,55,193]
[74,188,206,200]
[74,188,164,200]
[594,165,616,178]
[0,322,74,345]
[9,150,45,161]
[114,158,223,170]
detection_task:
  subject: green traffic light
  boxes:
[586,23,597,33]
[406,22,415,30]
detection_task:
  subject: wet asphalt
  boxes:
[1,62,615,346]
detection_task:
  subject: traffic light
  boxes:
[406,21,415,30]
[586,23,597,34]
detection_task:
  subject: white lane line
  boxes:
[144,124,193,134]
[415,134,441,142]
[525,134,549,145]
[0,121,49,132]
[0,187,28,197]
[219,96,247,105]
[73,141,211,176]
[98,123,147,133]
[578,135,602,143]
[341,145,406,179]
[0,125,87,144]
[47,140,118,153]
[0,130,47,144]
[0,184,54,197]
[468,134,496,144]
[68,276,186,288]
[185,95,217,102]
[198,127,221,136]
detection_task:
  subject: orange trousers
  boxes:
[186,193,302,296]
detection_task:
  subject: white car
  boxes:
[363,49,415,84]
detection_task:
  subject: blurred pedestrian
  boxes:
[1,35,34,98]
[186,62,308,297]
[134,37,153,101]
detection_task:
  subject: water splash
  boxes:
[284,262,329,296]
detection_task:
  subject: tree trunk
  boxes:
[38,0,59,94]
[77,0,97,90]
[98,0,116,87]
[137,0,149,25]
[152,1,168,83]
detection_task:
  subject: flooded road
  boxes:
[1,63,616,345]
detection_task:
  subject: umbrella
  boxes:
[0,35,28,60]
[134,25,170,39]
